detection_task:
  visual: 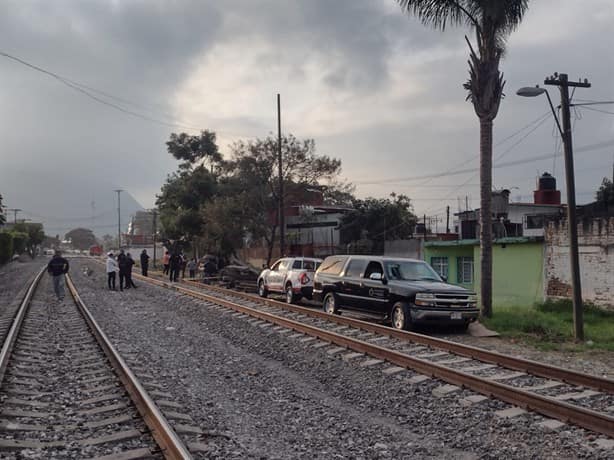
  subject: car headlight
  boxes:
[414,293,436,306]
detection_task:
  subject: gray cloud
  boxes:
[0,0,613,238]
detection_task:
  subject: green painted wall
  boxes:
[424,243,475,290]
[425,240,544,307]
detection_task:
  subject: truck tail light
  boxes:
[299,272,310,285]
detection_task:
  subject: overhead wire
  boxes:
[0,50,217,134]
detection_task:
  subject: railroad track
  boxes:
[0,267,192,459]
[136,269,614,439]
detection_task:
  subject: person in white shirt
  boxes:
[106,252,119,290]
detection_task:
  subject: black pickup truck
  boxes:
[313,255,479,331]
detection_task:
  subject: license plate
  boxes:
[450,312,462,320]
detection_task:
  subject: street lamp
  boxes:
[517,73,591,342]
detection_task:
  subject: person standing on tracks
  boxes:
[180,252,187,279]
[162,251,170,275]
[106,252,119,290]
[117,249,129,291]
[140,249,150,277]
[47,250,69,300]
[125,253,137,288]
[169,251,181,282]
[187,257,197,279]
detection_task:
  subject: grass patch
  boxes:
[482,299,614,352]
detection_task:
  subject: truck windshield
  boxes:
[385,261,442,282]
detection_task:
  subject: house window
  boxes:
[430,257,448,279]
[526,215,545,229]
[457,256,473,284]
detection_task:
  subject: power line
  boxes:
[579,106,614,116]
[0,50,204,132]
[356,137,614,185]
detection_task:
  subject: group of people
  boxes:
[161,251,199,282]
[106,249,140,291]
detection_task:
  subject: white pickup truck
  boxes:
[257,257,323,304]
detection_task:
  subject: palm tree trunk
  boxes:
[479,118,493,317]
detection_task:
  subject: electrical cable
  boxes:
[0,50,223,134]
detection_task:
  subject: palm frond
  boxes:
[396,0,478,31]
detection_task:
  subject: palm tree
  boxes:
[397,0,529,317]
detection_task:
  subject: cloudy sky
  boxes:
[0,0,613,236]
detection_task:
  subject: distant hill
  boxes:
[1,170,145,239]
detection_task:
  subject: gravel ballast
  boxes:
[70,258,612,459]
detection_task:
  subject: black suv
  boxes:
[313,255,479,330]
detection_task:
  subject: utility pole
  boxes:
[152,209,157,268]
[446,206,450,234]
[545,73,590,342]
[7,208,21,224]
[423,214,427,241]
[114,190,123,249]
[277,94,285,257]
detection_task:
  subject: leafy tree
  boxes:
[0,193,5,225]
[64,227,97,251]
[340,194,417,253]
[166,130,223,171]
[11,231,28,254]
[14,222,44,258]
[0,233,12,264]
[157,165,217,248]
[596,178,614,205]
[224,134,343,264]
[396,0,530,317]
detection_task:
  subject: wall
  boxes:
[545,218,614,308]
[424,242,475,290]
[487,241,544,307]
[425,239,545,307]
[385,239,423,259]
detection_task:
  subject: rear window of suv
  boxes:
[344,258,367,277]
[318,256,348,275]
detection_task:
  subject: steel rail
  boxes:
[0,267,46,384]
[65,275,192,460]
[180,278,614,393]
[137,274,614,437]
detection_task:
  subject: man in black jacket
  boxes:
[117,250,128,291]
[169,252,181,282]
[47,250,69,300]
[140,249,150,276]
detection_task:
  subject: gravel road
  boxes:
[69,258,612,459]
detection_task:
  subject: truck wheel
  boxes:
[323,292,338,314]
[391,302,411,331]
[285,284,296,304]
[258,280,268,298]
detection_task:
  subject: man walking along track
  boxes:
[47,250,69,300]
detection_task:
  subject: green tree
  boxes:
[596,178,614,205]
[396,0,530,317]
[14,222,44,258]
[11,231,28,254]
[224,134,343,264]
[0,233,13,264]
[166,130,223,171]
[64,227,97,251]
[0,193,5,225]
[340,194,417,253]
[157,165,217,250]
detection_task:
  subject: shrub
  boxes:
[11,231,28,255]
[0,232,13,264]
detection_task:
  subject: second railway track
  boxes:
[135,268,614,439]
[0,267,192,459]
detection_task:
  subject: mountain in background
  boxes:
[1,170,146,239]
